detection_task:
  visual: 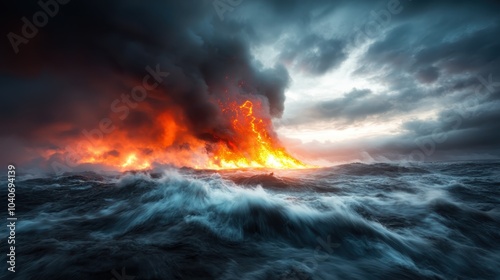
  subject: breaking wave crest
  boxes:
[3,162,500,279]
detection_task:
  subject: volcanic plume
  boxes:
[70,95,309,171]
[0,0,308,172]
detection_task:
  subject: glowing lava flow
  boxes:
[62,98,310,171]
[207,100,310,169]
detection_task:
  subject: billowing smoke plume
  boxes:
[0,0,291,171]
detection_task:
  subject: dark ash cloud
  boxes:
[0,0,295,168]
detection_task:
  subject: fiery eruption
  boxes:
[68,98,309,171]
[208,100,309,169]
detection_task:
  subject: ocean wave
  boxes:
[4,162,500,279]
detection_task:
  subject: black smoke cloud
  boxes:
[0,0,294,168]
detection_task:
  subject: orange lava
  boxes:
[207,100,310,169]
[65,98,310,171]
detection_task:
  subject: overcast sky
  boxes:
[1,0,499,170]
[236,0,500,163]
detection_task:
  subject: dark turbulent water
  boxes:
[2,162,500,280]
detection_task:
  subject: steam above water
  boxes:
[5,161,500,279]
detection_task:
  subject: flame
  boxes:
[207,99,310,169]
[59,98,310,171]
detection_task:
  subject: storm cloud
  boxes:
[276,0,500,162]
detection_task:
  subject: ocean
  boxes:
[2,161,500,280]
